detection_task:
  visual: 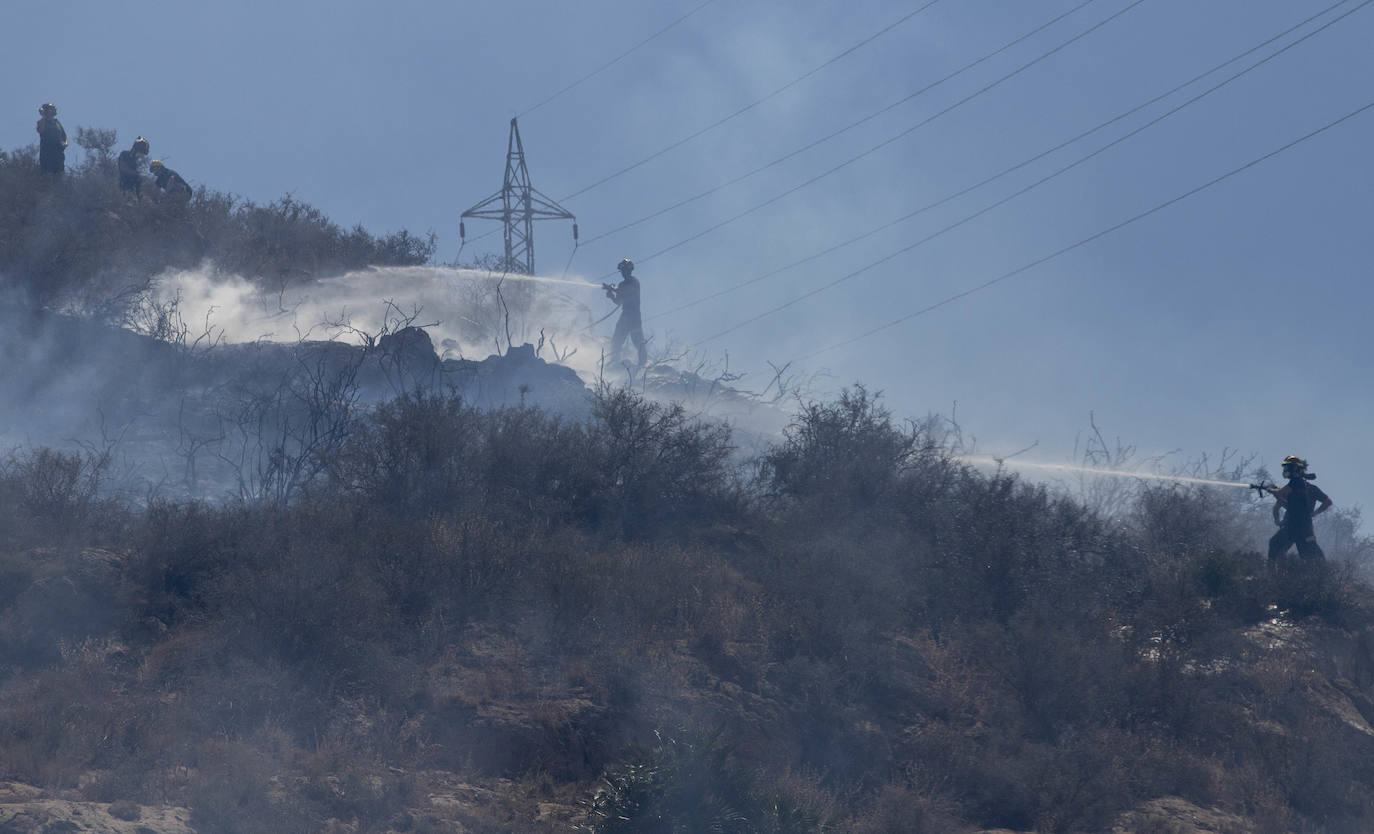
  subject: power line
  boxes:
[588,0,1149,283]
[700,0,1372,343]
[560,0,944,202]
[579,0,1099,248]
[797,96,1374,361]
[474,1,933,265]
[517,0,720,119]
[651,0,1357,323]
[697,0,1371,343]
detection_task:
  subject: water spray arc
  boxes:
[433,267,594,290]
[959,456,1256,490]
[460,118,578,275]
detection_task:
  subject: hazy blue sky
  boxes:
[5,0,1372,515]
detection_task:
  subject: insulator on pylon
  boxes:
[572,223,579,242]
[459,222,466,241]
[458,119,575,274]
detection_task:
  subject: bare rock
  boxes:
[1111,796,1247,833]
[0,788,194,834]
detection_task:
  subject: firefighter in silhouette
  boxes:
[1266,455,1332,562]
[36,103,67,175]
[150,160,191,203]
[118,136,150,197]
[603,258,646,367]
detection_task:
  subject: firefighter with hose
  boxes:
[602,258,646,368]
[1265,455,1332,563]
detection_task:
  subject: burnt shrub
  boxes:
[0,448,129,550]
[128,501,249,625]
[9,448,103,524]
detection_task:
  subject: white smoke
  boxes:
[149,262,618,379]
[141,262,795,444]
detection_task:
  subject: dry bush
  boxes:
[759,385,935,509]
[330,386,742,541]
[0,135,433,319]
[2,373,1374,831]
[849,784,969,834]
[588,730,834,834]
[107,799,141,821]
[581,385,739,539]
[186,738,311,834]
[0,448,120,545]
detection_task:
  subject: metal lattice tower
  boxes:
[459,118,576,275]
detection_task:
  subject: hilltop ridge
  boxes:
[3,138,1374,833]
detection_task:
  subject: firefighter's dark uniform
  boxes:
[118,149,145,196]
[37,116,67,175]
[154,166,192,202]
[608,274,646,367]
[1268,476,1330,561]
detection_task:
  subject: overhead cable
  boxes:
[697,0,1371,343]
[466,3,721,260]
[797,96,1374,360]
[652,0,1357,323]
[579,0,1099,248]
[560,0,944,201]
[588,0,1150,283]
[518,0,721,119]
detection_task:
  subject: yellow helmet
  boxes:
[132,137,149,155]
[1281,455,1308,475]
[150,160,165,172]
[617,258,634,275]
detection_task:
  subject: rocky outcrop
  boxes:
[0,783,194,834]
[1109,797,1248,833]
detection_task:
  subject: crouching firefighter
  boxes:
[603,258,646,368]
[150,160,192,203]
[1265,455,1332,563]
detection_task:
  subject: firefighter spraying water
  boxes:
[969,453,1334,563]
[602,258,646,368]
[1256,455,1333,563]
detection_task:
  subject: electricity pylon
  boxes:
[459,118,577,275]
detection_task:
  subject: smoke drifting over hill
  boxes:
[4,134,1374,832]
[151,264,601,360]
[0,262,793,505]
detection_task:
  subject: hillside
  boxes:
[3,141,1374,833]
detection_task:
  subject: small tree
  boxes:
[74,126,117,166]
